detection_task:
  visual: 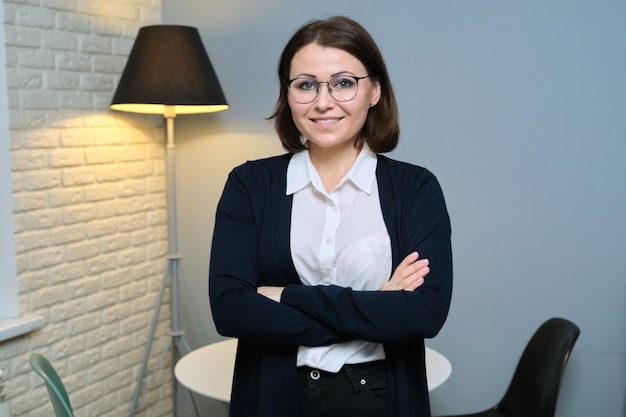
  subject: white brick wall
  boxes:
[0,1,173,417]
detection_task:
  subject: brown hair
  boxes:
[268,16,399,153]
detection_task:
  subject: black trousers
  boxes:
[297,360,389,417]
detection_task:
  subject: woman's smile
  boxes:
[311,117,342,124]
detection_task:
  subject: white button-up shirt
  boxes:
[287,148,392,372]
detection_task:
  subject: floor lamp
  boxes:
[110,25,228,417]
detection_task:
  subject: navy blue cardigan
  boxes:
[209,153,452,417]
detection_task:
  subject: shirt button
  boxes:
[325,238,331,244]
[360,379,366,385]
[310,370,321,380]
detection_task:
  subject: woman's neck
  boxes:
[309,143,361,193]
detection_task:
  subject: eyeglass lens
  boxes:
[289,75,361,104]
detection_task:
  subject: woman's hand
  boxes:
[258,252,428,298]
[257,286,284,302]
[380,252,429,291]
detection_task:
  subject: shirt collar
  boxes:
[286,147,378,195]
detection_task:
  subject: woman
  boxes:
[209,16,452,417]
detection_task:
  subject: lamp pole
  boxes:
[128,106,188,417]
[164,106,184,349]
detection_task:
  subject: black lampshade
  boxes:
[111,25,228,115]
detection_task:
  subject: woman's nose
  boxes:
[314,83,334,108]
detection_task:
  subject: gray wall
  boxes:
[162,1,626,416]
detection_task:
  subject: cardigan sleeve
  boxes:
[280,165,452,344]
[209,161,347,347]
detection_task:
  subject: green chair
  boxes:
[29,353,75,417]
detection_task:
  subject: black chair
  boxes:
[440,317,580,417]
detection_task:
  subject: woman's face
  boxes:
[288,43,380,153]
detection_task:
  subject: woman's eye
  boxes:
[296,80,317,91]
[333,77,356,89]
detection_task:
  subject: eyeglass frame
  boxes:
[286,74,373,104]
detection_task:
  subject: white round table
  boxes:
[175,338,451,402]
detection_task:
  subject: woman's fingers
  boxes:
[257,286,284,302]
[404,276,425,291]
[401,260,429,289]
[382,252,429,291]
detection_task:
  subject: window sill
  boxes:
[0,316,44,342]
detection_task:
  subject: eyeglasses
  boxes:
[287,75,372,104]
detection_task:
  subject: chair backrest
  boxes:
[498,317,580,417]
[29,353,75,417]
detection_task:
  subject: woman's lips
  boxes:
[312,117,341,124]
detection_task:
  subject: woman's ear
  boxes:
[370,81,382,107]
